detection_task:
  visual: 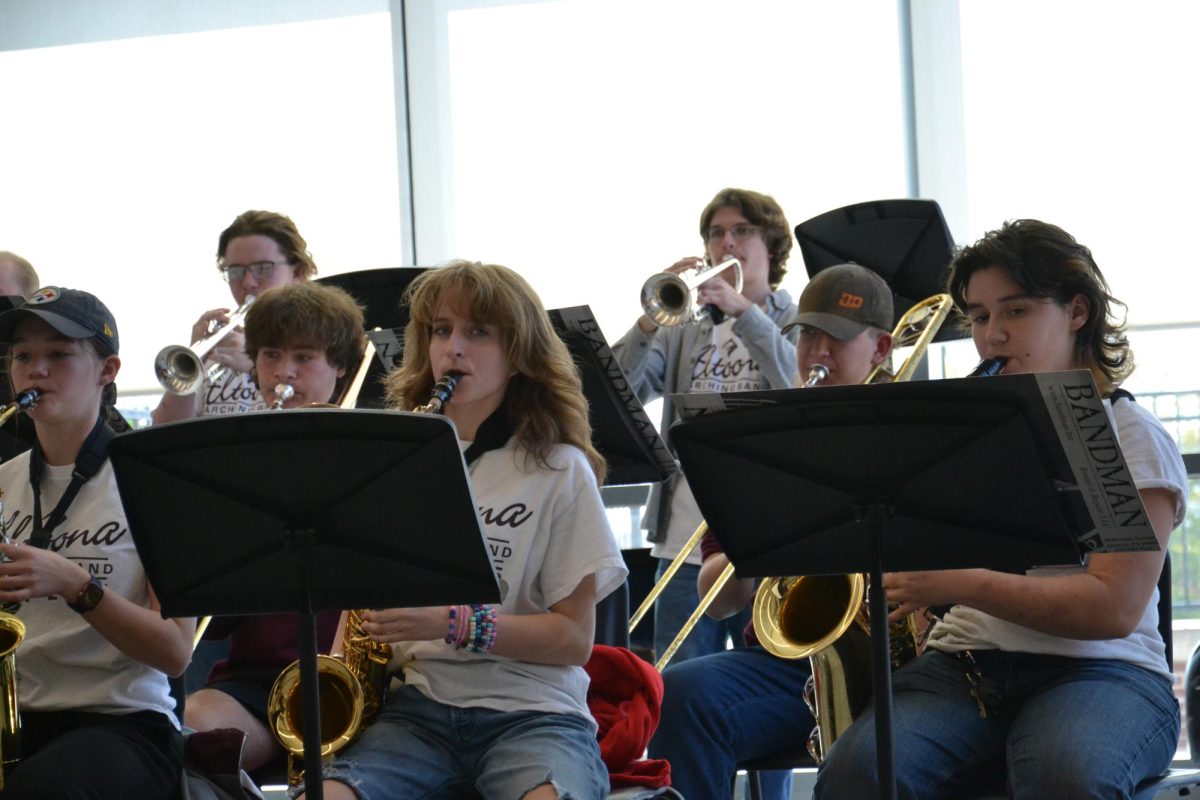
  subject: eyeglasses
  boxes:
[705,224,760,244]
[220,260,285,283]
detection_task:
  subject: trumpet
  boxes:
[641,257,743,327]
[628,361,829,670]
[154,295,256,396]
[0,390,40,428]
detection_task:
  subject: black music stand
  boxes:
[795,199,960,341]
[108,409,500,800]
[549,306,676,487]
[669,371,1160,800]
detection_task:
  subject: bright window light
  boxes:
[0,13,403,401]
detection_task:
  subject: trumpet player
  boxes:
[150,209,315,424]
[815,221,1187,800]
[650,264,894,800]
[0,287,194,799]
[614,188,799,667]
[185,282,365,772]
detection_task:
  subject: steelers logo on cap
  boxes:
[29,287,60,305]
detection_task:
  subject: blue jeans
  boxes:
[653,560,752,665]
[649,647,813,800]
[314,685,609,799]
[814,650,1180,800]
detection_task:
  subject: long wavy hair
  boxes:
[385,261,605,482]
[947,218,1132,395]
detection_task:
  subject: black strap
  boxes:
[1110,387,1136,404]
[463,405,515,466]
[27,413,114,549]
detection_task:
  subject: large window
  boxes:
[406,0,909,345]
[957,0,1200,331]
[0,10,403,397]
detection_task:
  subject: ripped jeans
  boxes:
[310,684,609,800]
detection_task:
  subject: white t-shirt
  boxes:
[0,455,178,723]
[200,369,264,416]
[658,318,768,562]
[393,438,628,729]
[928,398,1187,679]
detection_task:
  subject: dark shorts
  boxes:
[205,678,271,723]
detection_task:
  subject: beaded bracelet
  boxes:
[444,605,459,645]
[464,604,498,654]
[455,605,471,647]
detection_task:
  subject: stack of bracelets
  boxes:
[445,604,498,654]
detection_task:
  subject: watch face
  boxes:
[71,578,104,613]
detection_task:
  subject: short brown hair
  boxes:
[699,188,792,288]
[243,283,366,401]
[947,219,1132,394]
[217,210,318,281]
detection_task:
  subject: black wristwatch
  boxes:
[66,576,104,614]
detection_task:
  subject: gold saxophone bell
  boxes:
[0,612,24,790]
[0,488,29,790]
[265,372,461,784]
[640,257,743,327]
[154,295,256,396]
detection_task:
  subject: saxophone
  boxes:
[750,294,955,763]
[0,392,38,790]
[266,373,461,784]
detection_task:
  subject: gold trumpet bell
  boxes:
[752,574,865,660]
[267,654,365,784]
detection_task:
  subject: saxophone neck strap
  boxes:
[463,405,514,466]
[27,412,114,549]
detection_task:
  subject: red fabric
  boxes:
[584,644,672,789]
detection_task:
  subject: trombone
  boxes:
[643,293,955,671]
[640,257,742,327]
[154,295,256,396]
[630,362,829,671]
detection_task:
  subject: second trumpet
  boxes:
[641,257,742,327]
[154,295,255,396]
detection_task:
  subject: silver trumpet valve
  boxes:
[640,257,743,327]
[154,295,256,396]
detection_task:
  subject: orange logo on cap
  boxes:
[838,292,864,310]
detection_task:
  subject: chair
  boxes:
[739,555,1200,799]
